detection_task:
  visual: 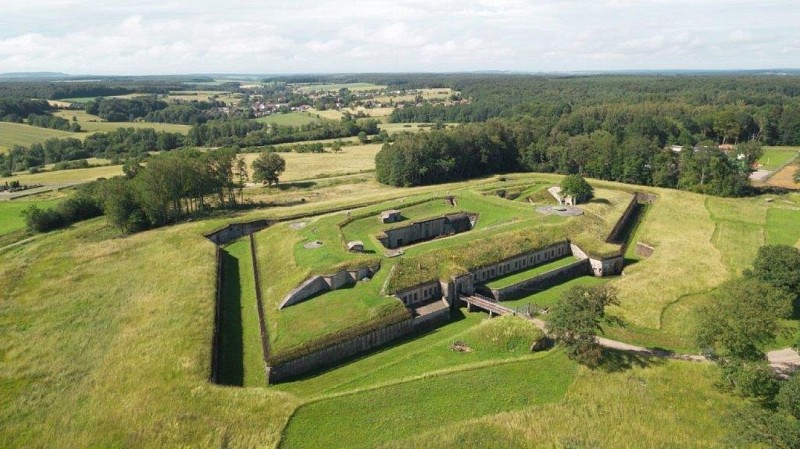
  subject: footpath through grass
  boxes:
[280,350,576,449]
[217,239,266,387]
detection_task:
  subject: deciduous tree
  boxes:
[251,151,286,186]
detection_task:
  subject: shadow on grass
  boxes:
[598,348,667,373]
[217,249,244,386]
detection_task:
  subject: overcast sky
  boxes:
[1,0,798,75]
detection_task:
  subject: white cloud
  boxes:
[0,0,797,73]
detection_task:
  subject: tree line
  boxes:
[23,149,247,234]
[185,118,379,147]
[375,118,758,197]
[0,127,186,175]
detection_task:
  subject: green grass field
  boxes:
[280,351,576,449]
[0,122,77,152]
[759,146,800,171]
[1,173,790,448]
[0,197,61,235]
[255,112,323,127]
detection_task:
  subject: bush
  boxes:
[777,373,800,419]
[720,361,780,402]
[23,205,66,232]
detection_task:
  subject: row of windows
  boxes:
[471,246,568,282]
[399,285,440,305]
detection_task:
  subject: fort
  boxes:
[208,185,651,385]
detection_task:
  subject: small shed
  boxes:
[379,209,402,224]
[347,240,365,252]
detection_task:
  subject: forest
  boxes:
[375,119,755,196]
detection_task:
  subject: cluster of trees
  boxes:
[93,149,248,233]
[376,121,520,187]
[22,148,288,236]
[26,113,81,132]
[0,128,185,174]
[695,245,800,448]
[0,97,52,122]
[85,97,168,122]
[185,118,379,148]
[376,119,756,196]
[144,101,228,125]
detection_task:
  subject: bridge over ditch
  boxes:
[460,293,516,317]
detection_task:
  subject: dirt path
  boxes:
[524,311,799,373]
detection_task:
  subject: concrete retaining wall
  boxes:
[589,255,624,276]
[606,194,639,244]
[377,213,477,249]
[205,220,272,245]
[248,235,271,380]
[210,246,223,383]
[267,308,448,383]
[487,259,590,301]
[279,266,379,309]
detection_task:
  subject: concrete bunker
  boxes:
[376,212,478,249]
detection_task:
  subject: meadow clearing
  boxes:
[53,110,191,134]
[1,172,796,448]
[0,122,77,152]
[255,112,323,127]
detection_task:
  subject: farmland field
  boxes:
[0,122,77,152]
[255,112,323,127]
[242,143,381,182]
[53,110,191,134]
[6,164,124,184]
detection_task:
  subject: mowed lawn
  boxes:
[280,351,577,449]
[758,146,799,171]
[0,122,77,152]
[380,360,741,449]
[766,207,800,246]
